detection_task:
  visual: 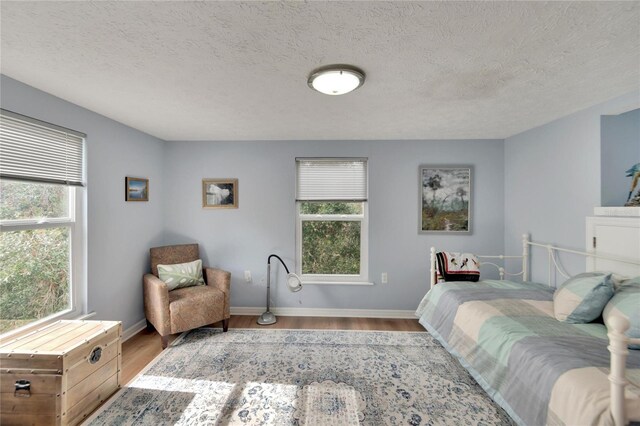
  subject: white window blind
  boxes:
[0,109,85,186]
[296,158,367,201]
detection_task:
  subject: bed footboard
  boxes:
[608,316,640,426]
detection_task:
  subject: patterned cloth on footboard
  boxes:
[415,280,640,426]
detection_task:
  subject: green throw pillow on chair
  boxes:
[157,259,205,291]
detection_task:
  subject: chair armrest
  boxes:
[143,274,171,335]
[205,267,231,318]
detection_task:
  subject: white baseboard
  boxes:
[122,308,417,342]
[231,306,417,319]
[122,319,147,342]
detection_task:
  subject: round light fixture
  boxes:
[308,65,365,95]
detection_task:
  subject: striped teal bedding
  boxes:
[415,280,640,426]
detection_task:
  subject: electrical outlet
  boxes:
[381,272,388,284]
[244,270,252,283]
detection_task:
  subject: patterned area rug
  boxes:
[88,329,513,425]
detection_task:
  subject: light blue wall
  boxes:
[0,74,505,327]
[6,70,635,323]
[0,75,166,330]
[601,108,640,206]
[504,91,640,285]
[163,139,505,310]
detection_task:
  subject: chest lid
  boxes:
[0,320,120,356]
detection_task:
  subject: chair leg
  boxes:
[222,319,229,332]
[146,319,154,331]
[160,335,169,349]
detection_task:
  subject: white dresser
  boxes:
[586,211,640,277]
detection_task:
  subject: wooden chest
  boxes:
[0,320,122,425]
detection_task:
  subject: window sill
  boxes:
[301,281,374,286]
[0,309,92,340]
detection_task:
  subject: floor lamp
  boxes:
[257,254,302,325]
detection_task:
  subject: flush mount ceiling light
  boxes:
[307,65,365,95]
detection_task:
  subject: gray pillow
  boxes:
[157,259,205,291]
[553,272,614,323]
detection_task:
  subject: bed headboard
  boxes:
[430,232,640,289]
[429,234,530,288]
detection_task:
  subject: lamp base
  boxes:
[257,311,276,325]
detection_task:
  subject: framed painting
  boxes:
[202,178,238,209]
[419,165,472,234]
[125,177,149,201]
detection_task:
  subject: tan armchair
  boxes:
[143,243,231,349]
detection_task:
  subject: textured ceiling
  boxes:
[1,1,639,141]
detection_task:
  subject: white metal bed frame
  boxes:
[429,234,640,426]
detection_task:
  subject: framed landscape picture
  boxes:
[125,177,149,201]
[202,178,238,209]
[419,165,472,234]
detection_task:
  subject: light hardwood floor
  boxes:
[121,315,424,384]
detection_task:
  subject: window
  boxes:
[0,109,86,335]
[295,158,369,284]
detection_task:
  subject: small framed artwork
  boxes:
[125,177,149,201]
[419,165,472,234]
[202,178,238,209]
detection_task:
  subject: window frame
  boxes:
[295,201,370,284]
[0,183,87,338]
[295,156,370,285]
[0,109,87,338]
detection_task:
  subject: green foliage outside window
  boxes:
[1,180,68,220]
[300,202,362,275]
[0,181,70,334]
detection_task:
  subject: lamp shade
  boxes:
[287,273,303,292]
